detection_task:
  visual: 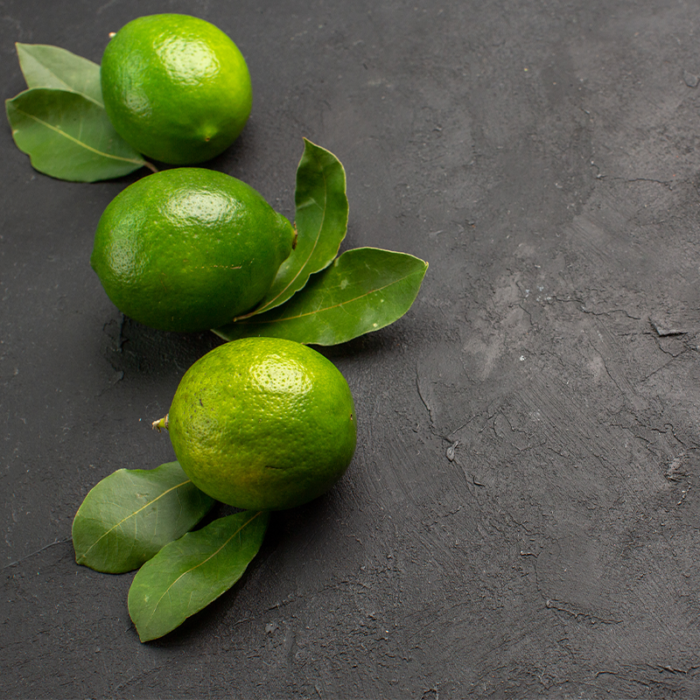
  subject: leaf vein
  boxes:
[234,272,422,326]
[13,107,145,165]
[247,172,330,318]
[76,480,191,563]
[144,511,266,625]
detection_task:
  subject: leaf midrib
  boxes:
[143,511,265,629]
[30,71,103,108]
[234,267,425,325]
[18,44,105,108]
[251,171,331,317]
[13,105,144,165]
[76,479,191,563]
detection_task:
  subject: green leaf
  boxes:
[16,43,103,106]
[247,139,349,317]
[128,511,269,642]
[72,461,214,574]
[214,247,428,346]
[6,87,147,182]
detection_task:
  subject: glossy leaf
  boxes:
[6,87,146,181]
[128,510,269,642]
[16,43,103,106]
[246,139,349,317]
[214,247,428,346]
[72,461,214,574]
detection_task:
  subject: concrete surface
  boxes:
[3,0,700,697]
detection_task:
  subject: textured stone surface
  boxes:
[3,0,700,697]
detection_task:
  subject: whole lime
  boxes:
[101,14,252,164]
[91,168,294,333]
[158,338,357,511]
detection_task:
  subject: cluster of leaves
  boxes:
[72,462,268,642]
[6,44,150,181]
[8,44,428,641]
[70,139,426,640]
[216,138,428,346]
[6,44,428,348]
[70,139,427,640]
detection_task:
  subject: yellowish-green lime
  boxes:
[101,14,252,164]
[159,338,357,511]
[90,168,294,333]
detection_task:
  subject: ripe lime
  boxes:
[101,14,252,164]
[90,168,294,333]
[157,338,357,510]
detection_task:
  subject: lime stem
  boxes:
[152,415,169,431]
[143,160,159,174]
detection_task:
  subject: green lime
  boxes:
[101,14,252,164]
[91,168,294,333]
[157,338,357,510]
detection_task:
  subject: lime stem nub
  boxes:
[152,415,169,432]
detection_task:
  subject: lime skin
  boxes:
[166,338,357,511]
[101,14,253,165]
[90,168,295,333]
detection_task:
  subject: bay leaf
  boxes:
[214,247,428,346]
[16,43,103,106]
[128,511,269,642]
[6,87,146,181]
[72,461,214,574]
[246,139,349,317]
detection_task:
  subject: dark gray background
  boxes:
[3,0,700,697]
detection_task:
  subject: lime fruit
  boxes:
[91,168,294,333]
[157,338,357,510]
[101,14,252,164]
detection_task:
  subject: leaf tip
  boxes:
[131,618,153,643]
[136,629,152,643]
